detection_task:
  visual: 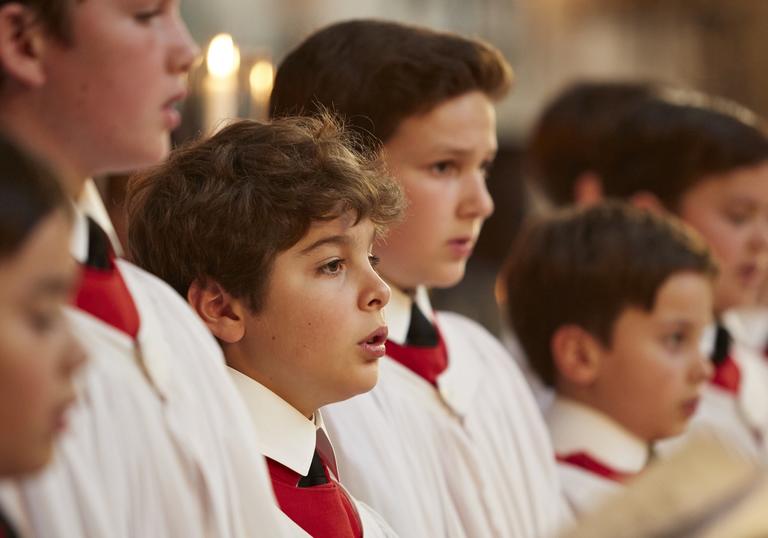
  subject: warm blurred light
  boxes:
[249,61,274,97]
[207,34,240,78]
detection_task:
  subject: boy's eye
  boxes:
[479,159,494,178]
[319,259,345,276]
[430,160,459,177]
[27,307,61,334]
[134,5,164,23]
[368,255,381,269]
[662,331,686,351]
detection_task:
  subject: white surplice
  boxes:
[322,286,571,538]
[547,398,647,517]
[0,210,299,537]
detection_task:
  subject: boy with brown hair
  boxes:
[0,0,296,535]
[505,202,715,516]
[270,19,569,536]
[127,116,404,537]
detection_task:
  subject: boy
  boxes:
[580,94,768,462]
[523,87,768,462]
[0,138,86,536]
[525,81,654,208]
[505,203,715,516]
[271,19,569,536]
[0,0,295,535]
[126,116,403,537]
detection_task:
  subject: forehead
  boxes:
[689,161,768,204]
[386,91,497,155]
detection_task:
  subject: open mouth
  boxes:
[361,327,388,346]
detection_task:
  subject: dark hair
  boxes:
[0,134,68,258]
[504,202,716,387]
[270,19,512,150]
[600,90,768,210]
[127,114,404,312]
[525,81,655,207]
[0,0,74,41]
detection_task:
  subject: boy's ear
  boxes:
[572,172,604,208]
[630,191,665,213]
[187,279,246,344]
[0,3,48,88]
[551,324,603,386]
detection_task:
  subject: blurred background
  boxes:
[106,0,768,334]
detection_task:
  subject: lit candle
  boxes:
[249,59,274,122]
[204,33,240,135]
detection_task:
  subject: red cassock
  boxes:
[267,458,362,538]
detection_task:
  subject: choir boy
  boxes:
[0,0,295,535]
[126,116,404,537]
[270,19,570,536]
[505,203,715,515]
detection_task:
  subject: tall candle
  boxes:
[249,59,274,122]
[204,33,240,135]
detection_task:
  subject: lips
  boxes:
[359,326,388,359]
[681,397,700,418]
[446,236,475,258]
[162,90,188,130]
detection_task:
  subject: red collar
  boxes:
[556,452,638,483]
[710,354,741,395]
[385,329,448,386]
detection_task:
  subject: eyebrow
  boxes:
[29,275,76,298]
[299,234,352,255]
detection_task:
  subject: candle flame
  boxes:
[249,61,275,97]
[207,34,240,79]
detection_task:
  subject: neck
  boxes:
[0,97,88,198]
[223,344,317,419]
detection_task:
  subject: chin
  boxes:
[5,448,53,477]
[426,266,467,289]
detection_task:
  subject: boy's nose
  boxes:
[458,171,494,220]
[168,16,201,74]
[361,271,391,311]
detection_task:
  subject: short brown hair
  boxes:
[503,202,716,387]
[270,19,512,150]
[126,115,404,312]
[0,133,68,259]
[525,81,655,207]
[0,0,74,41]
[600,90,768,211]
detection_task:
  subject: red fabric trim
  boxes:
[386,328,448,386]
[267,458,362,538]
[74,261,140,339]
[556,452,637,483]
[710,354,741,395]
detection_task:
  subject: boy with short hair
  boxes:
[505,202,716,516]
[126,116,404,537]
[0,0,295,535]
[271,19,569,536]
[0,137,86,536]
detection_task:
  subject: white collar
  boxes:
[227,367,337,477]
[385,285,434,345]
[70,205,89,264]
[547,397,649,474]
[71,178,124,263]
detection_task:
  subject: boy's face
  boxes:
[239,215,390,417]
[591,272,713,442]
[30,0,198,178]
[678,162,768,313]
[0,211,85,476]
[376,91,496,290]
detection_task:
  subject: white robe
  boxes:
[0,211,298,537]
[547,398,647,518]
[322,287,570,538]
